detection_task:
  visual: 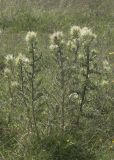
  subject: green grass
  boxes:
[0,8,114,58]
[0,1,114,159]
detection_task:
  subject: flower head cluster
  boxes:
[69,93,79,100]
[70,26,81,39]
[100,80,109,86]
[4,68,11,76]
[11,81,19,87]
[49,44,58,51]
[67,39,77,50]
[78,53,85,60]
[25,31,37,44]
[49,31,64,51]
[103,60,111,71]
[50,31,64,44]
[109,52,114,55]
[15,53,30,64]
[68,26,96,50]
[80,27,96,41]
[5,54,14,63]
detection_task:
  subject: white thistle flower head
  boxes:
[67,39,76,50]
[103,59,109,66]
[80,27,96,41]
[6,54,14,62]
[15,53,30,64]
[4,68,11,75]
[25,31,37,44]
[49,44,58,51]
[109,52,114,55]
[69,93,79,100]
[11,81,19,87]
[103,60,111,71]
[78,53,85,60]
[91,49,98,54]
[50,31,64,45]
[70,26,81,38]
[100,80,109,86]
[80,68,86,74]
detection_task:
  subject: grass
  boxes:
[0,1,114,159]
[0,8,114,58]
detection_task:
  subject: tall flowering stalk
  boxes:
[49,31,67,132]
[25,31,43,139]
[67,27,98,113]
[15,31,43,138]
[49,26,111,133]
[79,27,97,112]
[26,32,38,137]
[4,54,19,124]
[66,26,102,127]
[68,26,81,62]
[16,53,32,133]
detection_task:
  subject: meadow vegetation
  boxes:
[0,0,114,160]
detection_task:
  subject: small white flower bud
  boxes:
[103,60,111,71]
[15,53,30,64]
[67,39,76,49]
[49,44,58,51]
[70,26,81,38]
[80,27,96,42]
[69,93,79,100]
[50,31,64,45]
[25,31,37,44]
[5,54,14,62]
[4,68,11,75]
[11,81,19,87]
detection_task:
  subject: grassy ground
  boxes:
[0,1,114,159]
[0,1,114,56]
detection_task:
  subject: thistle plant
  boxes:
[4,54,19,124]
[15,31,43,139]
[1,22,113,159]
[68,25,81,62]
[78,27,97,113]
[49,26,110,132]
[72,28,100,121]
[49,31,68,132]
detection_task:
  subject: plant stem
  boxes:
[80,46,90,112]
[59,48,65,132]
[31,43,39,139]
[74,39,80,63]
[20,63,32,134]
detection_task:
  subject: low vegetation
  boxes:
[0,1,114,160]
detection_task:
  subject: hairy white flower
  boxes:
[6,54,14,62]
[15,53,30,64]
[109,52,114,55]
[49,44,58,51]
[100,80,109,86]
[4,68,11,75]
[50,31,64,45]
[103,60,111,71]
[25,31,37,43]
[69,93,79,99]
[103,60,109,66]
[70,26,81,38]
[11,81,19,87]
[78,53,85,60]
[67,39,76,49]
[91,49,98,55]
[80,27,96,39]
[80,68,86,74]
